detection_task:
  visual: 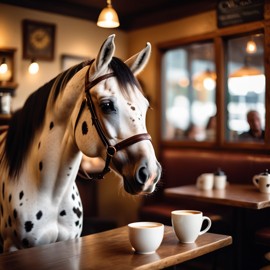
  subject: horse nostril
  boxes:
[137,166,149,185]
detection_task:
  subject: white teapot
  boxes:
[253,169,270,193]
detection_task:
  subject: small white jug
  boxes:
[253,169,270,194]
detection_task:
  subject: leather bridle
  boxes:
[75,65,151,180]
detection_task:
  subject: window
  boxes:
[160,26,268,151]
[225,33,265,143]
[162,41,216,142]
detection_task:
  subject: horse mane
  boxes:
[3,61,90,179]
[109,57,142,95]
[2,57,142,179]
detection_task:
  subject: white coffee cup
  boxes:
[171,210,212,243]
[214,175,227,190]
[128,222,164,254]
[196,173,214,190]
[253,174,270,193]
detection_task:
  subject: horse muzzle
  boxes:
[123,161,162,195]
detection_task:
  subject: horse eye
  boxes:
[100,101,116,114]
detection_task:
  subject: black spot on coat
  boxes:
[24,221,34,232]
[49,122,54,130]
[39,161,43,171]
[19,191,24,200]
[8,216,12,227]
[82,121,88,135]
[73,207,82,219]
[36,211,42,220]
[60,210,66,216]
[13,209,17,219]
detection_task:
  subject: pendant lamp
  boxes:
[97,0,120,28]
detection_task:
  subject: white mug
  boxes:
[171,210,212,243]
[214,175,227,190]
[196,173,214,190]
[253,175,270,193]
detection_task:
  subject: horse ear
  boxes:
[90,34,115,75]
[125,42,151,76]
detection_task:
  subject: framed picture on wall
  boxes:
[22,19,56,61]
[61,54,89,71]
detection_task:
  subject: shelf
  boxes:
[0,82,18,96]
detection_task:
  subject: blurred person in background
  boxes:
[239,110,264,141]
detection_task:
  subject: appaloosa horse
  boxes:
[0,34,161,252]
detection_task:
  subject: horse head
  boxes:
[74,35,161,195]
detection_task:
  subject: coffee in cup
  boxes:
[128,222,164,254]
[171,210,212,243]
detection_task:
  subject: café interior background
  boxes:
[0,2,233,226]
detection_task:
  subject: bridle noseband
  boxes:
[75,66,151,180]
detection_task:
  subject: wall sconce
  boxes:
[0,57,12,82]
[0,58,8,74]
[28,59,39,74]
[0,57,12,84]
[0,48,17,111]
[0,48,16,87]
[97,0,120,28]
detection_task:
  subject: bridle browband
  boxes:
[75,65,151,180]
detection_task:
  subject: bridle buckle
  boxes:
[107,146,117,157]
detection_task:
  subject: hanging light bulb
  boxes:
[193,69,216,91]
[97,0,120,28]
[28,59,39,74]
[246,39,257,54]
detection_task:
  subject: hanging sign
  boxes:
[217,0,264,28]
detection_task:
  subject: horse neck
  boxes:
[25,116,82,197]
[48,66,88,120]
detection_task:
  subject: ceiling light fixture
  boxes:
[193,69,216,92]
[97,0,120,28]
[229,56,262,78]
[228,57,265,95]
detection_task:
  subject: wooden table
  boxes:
[165,184,270,269]
[165,184,270,209]
[0,226,232,270]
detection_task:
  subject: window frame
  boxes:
[158,21,270,154]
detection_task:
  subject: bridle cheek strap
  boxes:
[76,66,152,180]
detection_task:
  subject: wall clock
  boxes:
[22,20,56,61]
